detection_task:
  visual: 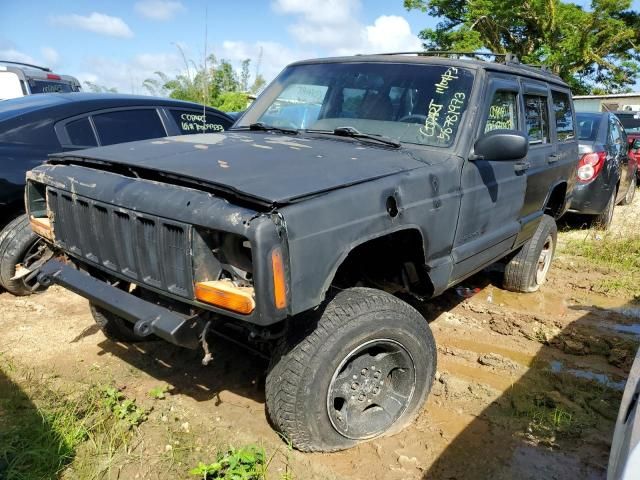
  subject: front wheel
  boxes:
[594,188,617,230]
[265,287,436,452]
[0,214,51,296]
[503,214,557,293]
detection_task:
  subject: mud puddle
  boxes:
[549,360,626,391]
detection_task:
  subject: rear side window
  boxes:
[484,91,518,133]
[524,95,550,144]
[65,118,97,147]
[168,109,231,134]
[551,91,575,141]
[92,109,166,146]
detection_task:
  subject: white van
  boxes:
[0,61,81,100]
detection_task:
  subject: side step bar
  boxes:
[37,260,201,349]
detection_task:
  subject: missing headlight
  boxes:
[192,228,253,286]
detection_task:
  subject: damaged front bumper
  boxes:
[37,259,201,349]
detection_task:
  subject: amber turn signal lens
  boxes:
[195,281,255,314]
[271,248,287,309]
[30,216,53,240]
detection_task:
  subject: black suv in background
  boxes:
[0,93,234,295]
[26,53,577,451]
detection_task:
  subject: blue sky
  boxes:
[1,0,639,94]
[0,0,438,93]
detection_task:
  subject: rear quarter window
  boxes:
[168,109,231,134]
[92,109,166,146]
[65,118,97,147]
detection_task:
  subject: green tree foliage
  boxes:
[143,53,268,111]
[404,0,640,93]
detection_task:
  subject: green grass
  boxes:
[561,229,640,295]
[0,359,147,480]
[190,444,294,480]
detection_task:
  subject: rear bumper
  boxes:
[568,178,613,215]
[37,259,201,349]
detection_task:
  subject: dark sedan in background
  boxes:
[0,93,234,295]
[569,112,637,229]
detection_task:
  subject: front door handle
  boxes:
[548,153,559,163]
[514,160,531,173]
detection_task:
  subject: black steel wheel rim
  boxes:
[19,238,47,290]
[326,339,416,440]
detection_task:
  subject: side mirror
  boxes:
[472,129,529,161]
[632,138,640,150]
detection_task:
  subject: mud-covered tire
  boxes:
[594,188,616,230]
[503,214,557,293]
[265,287,436,452]
[90,303,147,342]
[620,176,636,206]
[0,214,48,296]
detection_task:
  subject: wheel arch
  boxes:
[543,181,568,219]
[320,226,433,301]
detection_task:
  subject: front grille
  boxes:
[48,189,193,298]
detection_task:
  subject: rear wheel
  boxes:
[503,214,557,293]
[0,214,50,296]
[594,188,616,230]
[620,176,636,206]
[266,287,436,452]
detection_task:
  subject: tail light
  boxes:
[46,73,61,80]
[577,151,606,183]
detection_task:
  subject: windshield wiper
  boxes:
[244,122,299,135]
[306,126,401,148]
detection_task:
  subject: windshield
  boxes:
[617,113,640,134]
[29,79,78,94]
[238,62,475,147]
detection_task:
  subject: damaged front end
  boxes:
[25,162,290,350]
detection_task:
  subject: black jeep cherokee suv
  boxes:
[25,53,577,452]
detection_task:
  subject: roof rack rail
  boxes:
[362,51,520,62]
[0,60,51,72]
[360,51,559,76]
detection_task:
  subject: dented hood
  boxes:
[47,132,427,205]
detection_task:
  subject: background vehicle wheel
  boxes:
[620,176,636,206]
[503,214,557,293]
[0,214,50,296]
[265,287,436,452]
[90,303,148,342]
[593,188,616,229]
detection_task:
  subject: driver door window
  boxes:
[484,91,518,133]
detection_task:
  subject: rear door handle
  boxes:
[514,160,531,173]
[548,153,559,163]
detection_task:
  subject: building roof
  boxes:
[573,92,640,99]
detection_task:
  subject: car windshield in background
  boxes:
[238,62,475,147]
[617,113,640,133]
[28,80,77,94]
[576,113,602,141]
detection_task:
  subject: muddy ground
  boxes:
[1,197,639,479]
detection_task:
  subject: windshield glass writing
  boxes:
[239,62,475,147]
[29,80,77,94]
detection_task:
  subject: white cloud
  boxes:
[50,12,134,38]
[217,40,315,84]
[0,49,37,65]
[271,0,422,56]
[134,0,185,21]
[41,47,60,66]
[273,0,360,25]
[76,51,184,93]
